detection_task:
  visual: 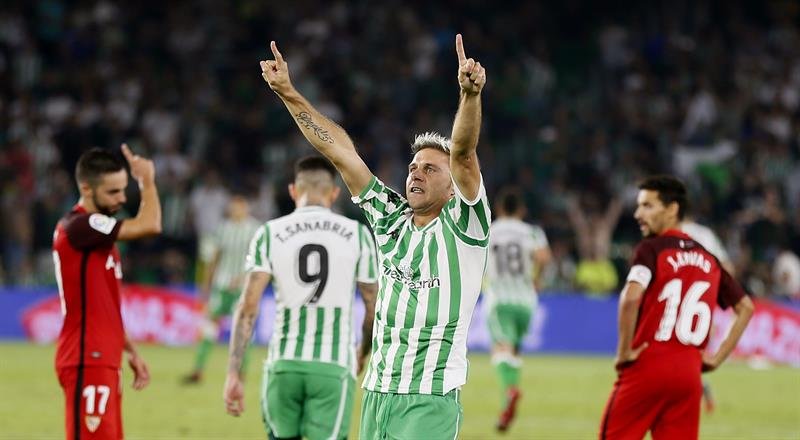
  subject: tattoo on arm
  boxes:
[228,312,256,374]
[295,112,334,143]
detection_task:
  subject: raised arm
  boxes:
[118,144,162,240]
[450,34,486,201]
[260,41,372,196]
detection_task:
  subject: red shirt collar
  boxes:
[661,228,690,239]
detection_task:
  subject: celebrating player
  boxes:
[53,145,162,439]
[183,194,260,384]
[484,187,551,432]
[599,175,754,440]
[223,156,379,440]
[258,33,488,439]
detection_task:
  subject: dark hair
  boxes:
[638,174,688,220]
[75,148,125,187]
[294,156,337,179]
[495,186,525,215]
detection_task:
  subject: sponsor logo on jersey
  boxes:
[85,415,101,432]
[88,214,117,235]
[383,263,441,290]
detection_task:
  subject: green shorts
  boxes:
[359,389,463,440]
[488,303,534,348]
[261,360,354,440]
[207,288,239,319]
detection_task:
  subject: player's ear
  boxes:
[667,201,680,220]
[330,185,341,202]
[78,181,93,197]
[288,183,298,202]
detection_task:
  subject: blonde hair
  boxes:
[410,131,451,155]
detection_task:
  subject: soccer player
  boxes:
[223,156,379,440]
[183,194,260,384]
[257,33,489,439]
[680,216,736,413]
[599,175,754,440]
[484,187,551,432]
[53,145,162,440]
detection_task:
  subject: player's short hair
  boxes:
[495,186,525,215]
[410,132,452,156]
[75,148,125,187]
[638,175,689,220]
[294,155,337,180]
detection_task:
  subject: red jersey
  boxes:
[626,229,745,354]
[53,205,125,370]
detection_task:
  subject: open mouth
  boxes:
[410,187,424,194]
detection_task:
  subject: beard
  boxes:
[93,194,120,216]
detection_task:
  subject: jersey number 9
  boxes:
[298,244,329,305]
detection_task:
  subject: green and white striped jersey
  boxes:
[209,217,261,290]
[246,206,378,374]
[352,175,490,396]
[484,218,549,308]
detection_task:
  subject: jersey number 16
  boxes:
[654,279,712,346]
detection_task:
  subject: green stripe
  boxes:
[473,199,490,235]
[432,226,462,394]
[374,209,407,233]
[294,307,307,358]
[384,228,413,327]
[442,211,489,247]
[253,226,266,267]
[388,235,427,390]
[331,308,341,362]
[409,236,440,393]
[278,308,290,356]
[457,199,470,231]
[313,307,325,360]
[263,223,271,259]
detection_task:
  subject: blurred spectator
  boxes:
[0,0,795,296]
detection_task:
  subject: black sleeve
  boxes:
[717,268,747,309]
[64,213,123,250]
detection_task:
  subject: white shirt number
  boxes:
[654,279,712,346]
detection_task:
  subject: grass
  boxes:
[0,342,798,439]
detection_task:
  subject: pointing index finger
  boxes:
[455,33,466,64]
[270,41,284,64]
[120,143,134,161]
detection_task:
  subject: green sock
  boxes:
[193,338,214,372]
[496,360,520,391]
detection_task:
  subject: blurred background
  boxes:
[1,0,798,299]
[1,1,799,438]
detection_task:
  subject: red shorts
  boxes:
[57,366,123,440]
[599,349,702,440]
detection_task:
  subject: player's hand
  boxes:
[260,41,294,97]
[614,342,649,371]
[701,352,720,373]
[127,352,150,390]
[455,34,486,95]
[121,144,155,186]
[223,372,245,416]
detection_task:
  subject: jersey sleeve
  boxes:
[245,224,272,274]
[64,213,122,250]
[717,268,746,309]
[443,174,491,246]
[530,225,549,251]
[356,223,378,284]
[351,176,409,230]
[626,240,657,289]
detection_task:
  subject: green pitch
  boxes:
[1,342,797,439]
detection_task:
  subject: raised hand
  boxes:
[455,34,486,95]
[260,41,294,96]
[121,143,155,185]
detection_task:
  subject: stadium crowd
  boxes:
[0,0,798,298]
